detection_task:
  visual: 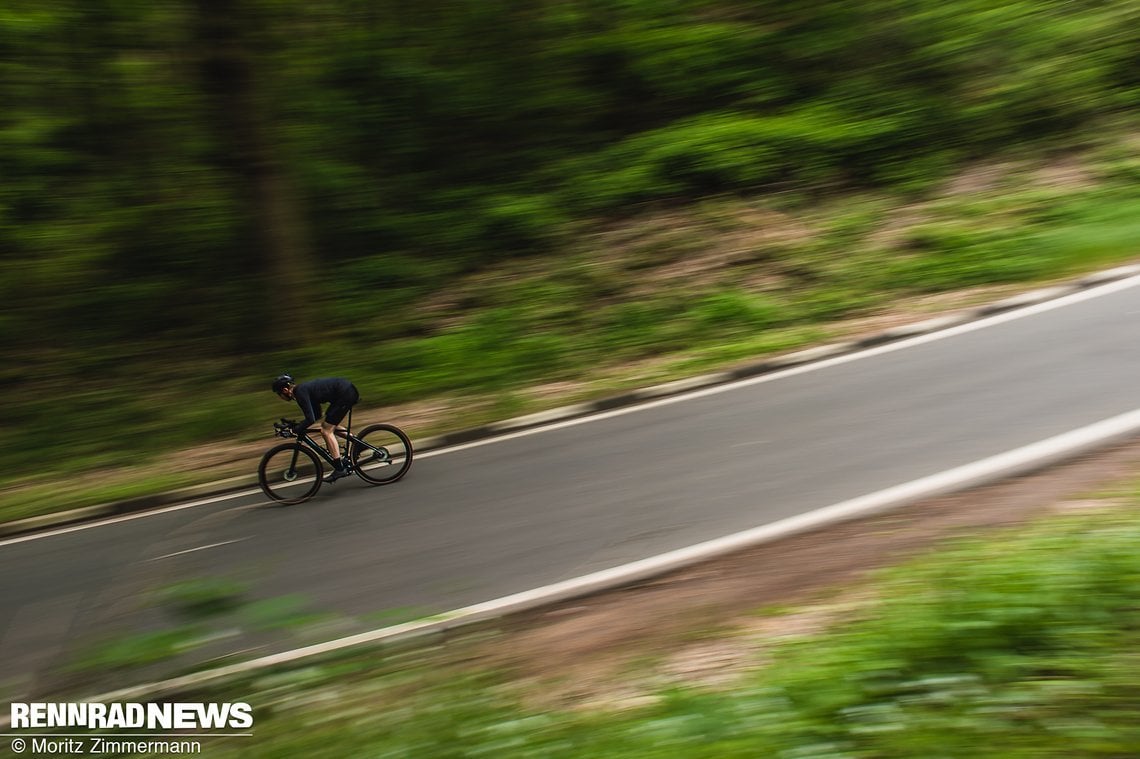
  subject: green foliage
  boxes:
[879,190,1140,292]
[71,581,329,682]
[240,596,331,633]
[886,226,1050,291]
[158,578,248,622]
[72,628,207,673]
[570,106,914,206]
[1027,193,1140,273]
[375,308,578,400]
[749,517,1140,756]
[5,0,1140,498]
[792,287,882,322]
[685,291,792,337]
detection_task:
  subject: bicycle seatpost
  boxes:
[343,408,353,468]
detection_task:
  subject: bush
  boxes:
[571,107,908,207]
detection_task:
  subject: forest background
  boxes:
[3,0,1140,517]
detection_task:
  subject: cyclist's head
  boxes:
[272,374,295,399]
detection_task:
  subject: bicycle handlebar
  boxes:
[273,418,326,438]
[274,418,305,438]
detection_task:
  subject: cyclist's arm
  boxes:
[294,391,320,433]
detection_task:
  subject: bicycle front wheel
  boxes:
[258,443,323,504]
[351,424,413,485]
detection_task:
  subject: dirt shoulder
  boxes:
[470,436,1140,709]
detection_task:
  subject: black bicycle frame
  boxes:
[295,408,355,470]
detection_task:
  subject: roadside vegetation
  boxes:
[3,0,1140,519]
[67,474,1140,758]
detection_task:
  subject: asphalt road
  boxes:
[4,277,1140,697]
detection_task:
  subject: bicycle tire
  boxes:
[351,423,414,485]
[258,442,324,504]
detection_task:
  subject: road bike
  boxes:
[257,408,413,505]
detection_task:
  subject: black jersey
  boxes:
[293,377,356,428]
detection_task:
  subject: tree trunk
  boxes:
[194,0,317,348]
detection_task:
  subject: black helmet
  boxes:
[271,374,295,394]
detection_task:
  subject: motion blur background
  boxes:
[3,0,1139,515]
[6,5,1140,755]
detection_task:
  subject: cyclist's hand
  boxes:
[276,418,300,437]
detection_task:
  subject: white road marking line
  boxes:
[0,493,258,547]
[148,539,247,561]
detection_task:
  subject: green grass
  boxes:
[880,190,1140,291]
[92,500,1140,758]
[0,471,203,523]
[4,141,1140,523]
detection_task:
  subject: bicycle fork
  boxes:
[284,447,304,481]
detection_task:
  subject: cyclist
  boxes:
[272,374,360,482]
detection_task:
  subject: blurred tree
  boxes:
[194,0,316,347]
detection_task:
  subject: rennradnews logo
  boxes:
[9,702,253,730]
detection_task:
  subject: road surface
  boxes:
[3,277,1139,697]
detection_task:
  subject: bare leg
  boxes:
[320,422,341,462]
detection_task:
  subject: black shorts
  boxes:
[324,384,360,426]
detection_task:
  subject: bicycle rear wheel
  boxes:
[351,423,413,485]
[258,443,323,504]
